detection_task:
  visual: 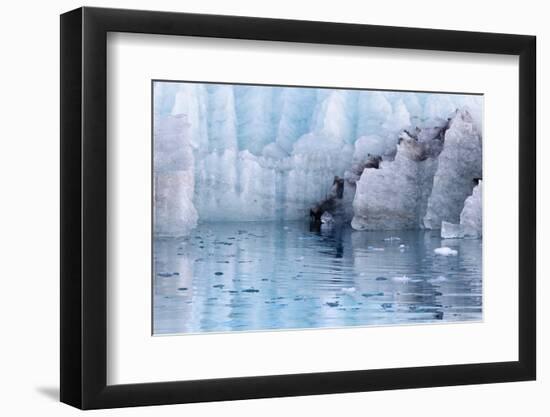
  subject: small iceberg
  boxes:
[393,275,422,283]
[384,236,401,242]
[434,247,458,256]
[393,275,411,282]
[428,275,447,283]
[341,287,356,293]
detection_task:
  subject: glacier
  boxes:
[153,114,198,237]
[440,181,483,239]
[423,109,482,229]
[153,81,483,238]
[350,132,440,231]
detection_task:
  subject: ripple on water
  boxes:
[153,221,482,334]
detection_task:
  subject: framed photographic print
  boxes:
[60,6,536,409]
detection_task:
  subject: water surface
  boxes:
[153,221,482,334]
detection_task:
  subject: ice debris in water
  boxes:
[434,247,458,256]
[392,275,423,283]
[393,275,411,282]
[428,276,447,283]
[341,287,356,293]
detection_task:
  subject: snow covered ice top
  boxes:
[153,81,483,236]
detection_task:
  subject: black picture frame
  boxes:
[60,6,536,410]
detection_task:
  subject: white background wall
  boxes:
[0,0,545,415]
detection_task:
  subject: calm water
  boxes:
[153,221,482,335]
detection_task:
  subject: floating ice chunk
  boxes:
[392,275,422,283]
[393,275,411,282]
[434,247,458,256]
[384,236,401,241]
[399,244,406,248]
[341,287,356,293]
[428,275,448,283]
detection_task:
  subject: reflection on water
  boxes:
[153,221,482,335]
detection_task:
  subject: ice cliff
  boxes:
[441,181,483,239]
[153,114,198,237]
[153,82,483,237]
[351,108,482,231]
[423,110,482,229]
[351,138,439,230]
